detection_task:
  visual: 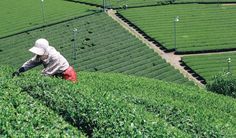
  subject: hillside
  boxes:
[1,0,236,137]
[1,66,235,137]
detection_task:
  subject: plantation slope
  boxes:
[0,67,85,137]
[0,0,95,37]
[2,66,236,137]
[3,66,191,137]
[0,13,192,85]
[79,71,236,137]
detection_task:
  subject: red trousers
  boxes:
[63,66,77,83]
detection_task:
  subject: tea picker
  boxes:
[12,38,77,83]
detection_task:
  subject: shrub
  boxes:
[13,70,188,137]
[0,66,84,137]
[206,72,236,98]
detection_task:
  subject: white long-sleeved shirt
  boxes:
[22,46,69,75]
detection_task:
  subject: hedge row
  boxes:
[0,66,84,137]
[8,68,189,137]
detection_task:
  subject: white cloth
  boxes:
[22,46,69,76]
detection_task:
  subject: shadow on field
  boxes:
[64,0,101,7]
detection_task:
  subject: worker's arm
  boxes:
[22,55,42,72]
[12,55,42,77]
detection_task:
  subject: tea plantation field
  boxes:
[71,0,236,8]
[71,0,167,8]
[175,0,236,2]
[1,66,235,137]
[1,0,236,137]
[182,52,236,81]
[0,67,85,137]
[0,0,95,38]
[0,13,192,85]
[119,4,236,53]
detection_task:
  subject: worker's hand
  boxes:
[12,71,20,77]
[12,67,25,78]
[19,67,25,73]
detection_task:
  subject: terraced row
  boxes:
[181,52,236,81]
[0,67,84,137]
[119,4,236,53]
[3,66,235,137]
[8,68,191,137]
[0,0,95,38]
[82,71,236,137]
[72,0,236,8]
[0,13,192,85]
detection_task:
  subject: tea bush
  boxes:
[1,66,235,137]
[0,66,85,137]
[9,68,189,137]
[207,72,236,98]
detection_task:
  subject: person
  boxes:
[12,38,77,83]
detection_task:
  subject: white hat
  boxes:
[29,38,49,55]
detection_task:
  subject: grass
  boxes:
[119,4,236,52]
[0,0,95,38]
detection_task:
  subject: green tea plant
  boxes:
[119,4,236,53]
[0,66,85,137]
[10,69,189,137]
[70,0,170,8]
[1,66,236,137]
[207,72,236,98]
[0,0,95,37]
[0,13,191,85]
[71,0,236,8]
[182,52,236,82]
[79,71,236,137]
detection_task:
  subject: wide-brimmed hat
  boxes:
[29,38,49,55]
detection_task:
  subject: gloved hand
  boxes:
[12,71,20,77]
[19,67,25,73]
[12,67,25,77]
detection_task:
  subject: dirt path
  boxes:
[107,9,204,88]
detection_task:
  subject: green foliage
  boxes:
[80,71,236,137]
[12,70,189,137]
[2,66,236,137]
[71,0,169,8]
[182,53,236,83]
[0,0,95,37]
[207,72,236,98]
[119,4,236,52]
[71,0,236,8]
[0,66,85,137]
[0,13,191,85]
